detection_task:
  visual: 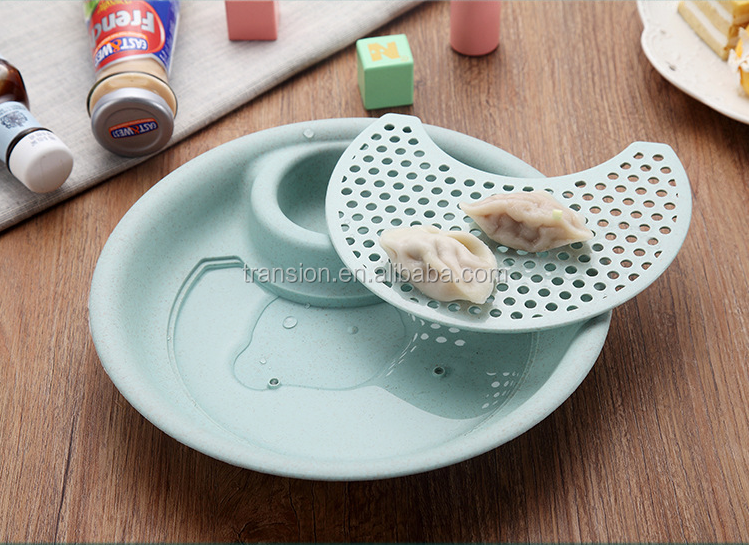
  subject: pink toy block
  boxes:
[225,0,279,41]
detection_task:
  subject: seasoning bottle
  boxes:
[85,0,180,157]
[0,55,74,193]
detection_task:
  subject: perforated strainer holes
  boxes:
[328,115,690,330]
[400,318,525,403]
[482,370,523,409]
[406,315,473,349]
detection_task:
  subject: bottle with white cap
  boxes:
[0,55,74,193]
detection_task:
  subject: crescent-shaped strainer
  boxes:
[325,114,691,333]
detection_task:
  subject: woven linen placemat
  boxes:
[0,0,421,232]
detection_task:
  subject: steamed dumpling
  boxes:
[460,191,594,252]
[379,225,497,304]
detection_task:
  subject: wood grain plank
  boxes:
[2,1,749,542]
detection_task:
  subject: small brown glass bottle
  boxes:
[0,58,29,107]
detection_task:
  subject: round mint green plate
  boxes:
[89,118,611,481]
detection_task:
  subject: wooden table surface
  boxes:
[2,1,749,542]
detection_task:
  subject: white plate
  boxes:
[638,0,749,123]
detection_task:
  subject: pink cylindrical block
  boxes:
[450,1,501,56]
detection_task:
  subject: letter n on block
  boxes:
[356,34,414,110]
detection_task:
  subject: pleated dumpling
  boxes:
[460,191,594,252]
[379,225,497,304]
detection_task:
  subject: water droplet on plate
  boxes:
[348,325,359,334]
[303,128,314,139]
[259,357,267,365]
[283,316,298,329]
[268,377,281,389]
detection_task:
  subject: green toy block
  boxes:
[356,34,414,110]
